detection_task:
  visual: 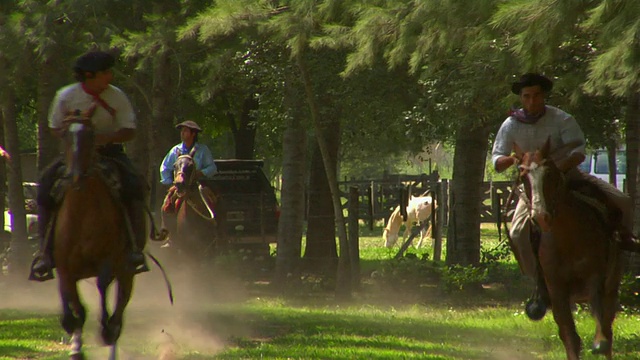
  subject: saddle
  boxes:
[50,157,122,204]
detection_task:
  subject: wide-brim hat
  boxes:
[175,120,202,132]
[511,73,553,95]
[73,51,115,73]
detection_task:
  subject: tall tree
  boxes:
[332,0,516,265]
[493,0,640,234]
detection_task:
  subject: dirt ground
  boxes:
[0,244,259,359]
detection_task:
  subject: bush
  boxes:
[440,264,488,293]
[619,273,640,308]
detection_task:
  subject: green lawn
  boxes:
[0,223,639,359]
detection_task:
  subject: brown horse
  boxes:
[514,139,623,360]
[53,119,136,359]
[161,148,218,260]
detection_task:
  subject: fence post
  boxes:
[441,179,449,226]
[348,186,361,290]
[431,182,444,261]
[368,181,374,230]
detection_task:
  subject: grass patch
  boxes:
[1,223,639,359]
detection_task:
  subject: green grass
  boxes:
[1,224,639,359]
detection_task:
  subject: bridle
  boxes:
[172,154,216,221]
[173,154,197,195]
[519,157,566,221]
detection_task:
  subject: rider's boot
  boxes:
[525,272,550,321]
[126,199,149,274]
[618,230,640,252]
[29,206,55,281]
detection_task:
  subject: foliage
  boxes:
[439,264,489,293]
[619,272,640,308]
[373,253,441,290]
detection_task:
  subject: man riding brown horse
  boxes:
[491,73,640,312]
[29,51,148,281]
[160,121,217,230]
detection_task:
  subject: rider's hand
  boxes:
[0,148,10,162]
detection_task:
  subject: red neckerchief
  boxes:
[81,83,116,117]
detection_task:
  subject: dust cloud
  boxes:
[0,244,257,359]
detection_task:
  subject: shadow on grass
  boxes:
[192,306,544,360]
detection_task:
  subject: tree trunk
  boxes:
[126,71,152,200]
[273,103,307,288]
[626,93,640,233]
[296,53,351,298]
[234,95,258,160]
[0,81,29,278]
[304,138,338,263]
[150,51,177,213]
[36,57,62,173]
[446,123,490,266]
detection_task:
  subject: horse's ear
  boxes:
[512,142,524,161]
[188,146,197,158]
[540,136,552,159]
[175,148,182,156]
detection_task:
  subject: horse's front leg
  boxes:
[102,273,134,347]
[97,263,113,344]
[57,270,86,359]
[547,280,582,360]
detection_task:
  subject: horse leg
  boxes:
[548,284,582,360]
[97,263,114,345]
[102,274,133,347]
[57,272,86,359]
[591,267,621,359]
[589,277,612,358]
[416,223,425,248]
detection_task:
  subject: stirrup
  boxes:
[618,232,640,253]
[129,253,149,275]
[28,256,55,282]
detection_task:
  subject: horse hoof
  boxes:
[525,298,547,321]
[591,340,611,355]
[101,324,121,346]
[70,352,85,360]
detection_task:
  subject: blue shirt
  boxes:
[160,142,217,185]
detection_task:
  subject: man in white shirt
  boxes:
[29,51,148,281]
[492,73,639,313]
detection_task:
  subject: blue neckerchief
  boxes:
[510,106,547,124]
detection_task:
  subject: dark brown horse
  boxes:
[514,139,623,360]
[162,148,218,260]
[53,119,136,359]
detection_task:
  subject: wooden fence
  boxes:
[337,173,518,226]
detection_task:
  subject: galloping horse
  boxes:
[52,118,137,359]
[514,139,623,360]
[161,147,218,260]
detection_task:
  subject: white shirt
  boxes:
[48,83,136,135]
[491,105,586,169]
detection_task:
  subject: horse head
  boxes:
[514,138,564,232]
[173,146,197,195]
[63,116,96,185]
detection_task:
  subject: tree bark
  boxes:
[626,93,640,233]
[273,105,306,288]
[234,95,258,160]
[446,122,490,266]
[296,53,351,298]
[36,56,62,173]
[0,77,29,278]
[150,51,177,212]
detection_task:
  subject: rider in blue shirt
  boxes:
[160,120,217,185]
